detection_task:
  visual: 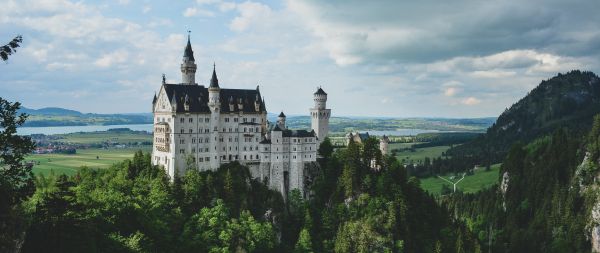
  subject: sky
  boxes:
[1,0,599,117]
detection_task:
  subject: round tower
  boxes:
[208,64,221,170]
[310,87,331,144]
[380,135,390,155]
[277,111,286,130]
[181,32,197,85]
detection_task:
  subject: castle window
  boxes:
[199,128,203,132]
[179,149,185,154]
[244,127,247,132]
[206,157,210,161]
[293,156,296,159]
[229,147,232,151]
[192,148,195,153]
[229,137,232,142]
[244,155,247,159]
[205,129,209,133]
[234,118,238,122]
[256,127,259,132]
[205,148,209,152]
[225,118,230,122]
[235,128,238,132]
[181,129,184,133]
[219,137,223,142]
[192,138,196,143]
[205,137,209,142]
[199,158,204,162]
[205,118,210,123]
[229,128,232,132]
[180,118,184,123]
[243,118,247,123]
[223,128,226,132]
[180,139,184,144]
[189,129,192,133]
[251,118,256,123]
[189,118,193,123]
[293,147,296,151]
[214,127,217,131]
[235,137,238,142]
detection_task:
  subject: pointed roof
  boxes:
[184,33,195,61]
[314,87,327,95]
[152,92,157,104]
[278,111,286,117]
[209,63,219,88]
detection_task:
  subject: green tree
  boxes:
[1,35,22,61]
[294,228,314,253]
[318,137,334,159]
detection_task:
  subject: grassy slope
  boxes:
[27,147,151,175]
[419,163,501,195]
[390,143,450,164]
[57,131,152,144]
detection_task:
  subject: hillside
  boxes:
[448,70,600,161]
[18,107,153,127]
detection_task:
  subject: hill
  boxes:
[18,107,153,127]
[448,70,600,162]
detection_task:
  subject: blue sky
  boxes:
[1,0,599,117]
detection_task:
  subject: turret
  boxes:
[181,32,197,85]
[171,91,178,112]
[208,63,220,107]
[380,135,390,155]
[310,86,331,144]
[208,63,221,170]
[277,111,286,130]
[314,87,327,109]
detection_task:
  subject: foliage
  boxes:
[1,35,22,61]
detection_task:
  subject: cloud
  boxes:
[461,97,481,106]
[444,87,459,97]
[183,7,214,17]
[229,2,272,32]
[94,51,128,68]
[288,0,600,66]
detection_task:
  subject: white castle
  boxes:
[151,35,330,197]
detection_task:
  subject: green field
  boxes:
[419,163,501,195]
[391,143,450,164]
[27,148,150,175]
[56,131,152,144]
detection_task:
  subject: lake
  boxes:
[18,124,445,136]
[18,124,154,135]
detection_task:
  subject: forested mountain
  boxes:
[440,71,600,252]
[448,71,600,164]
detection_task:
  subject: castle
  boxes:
[151,35,330,197]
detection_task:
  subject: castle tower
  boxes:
[310,87,331,143]
[181,33,197,85]
[208,64,221,169]
[380,135,390,155]
[277,111,286,130]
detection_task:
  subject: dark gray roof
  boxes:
[314,87,327,95]
[272,125,282,131]
[358,132,370,141]
[184,35,195,61]
[278,111,286,117]
[259,138,271,144]
[282,129,316,138]
[210,65,219,88]
[162,84,266,113]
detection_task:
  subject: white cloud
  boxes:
[229,2,272,32]
[461,97,481,105]
[444,87,459,97]
[142,5,151,13]
[183,7,214,17]
[94,51,128,68]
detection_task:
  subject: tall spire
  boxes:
[183,30,195,62]
[209,62,219,88]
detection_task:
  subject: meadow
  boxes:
[419,163,501,195]
[390,142,451,164]
[27,147,151,175]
